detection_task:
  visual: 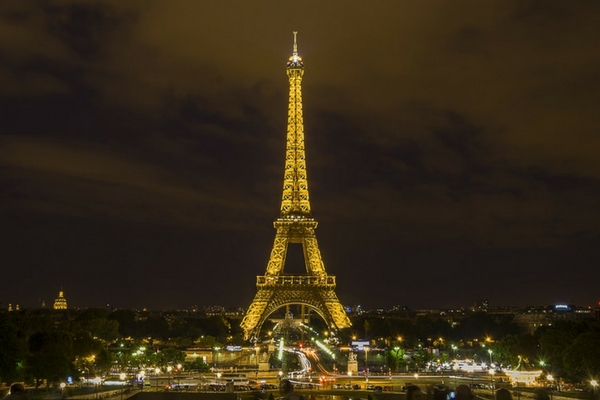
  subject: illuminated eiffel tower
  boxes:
[241,32,352,341]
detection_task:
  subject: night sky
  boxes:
[1,1,599,311]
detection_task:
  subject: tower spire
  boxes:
[287,31,303,69]
[293,31,298,56]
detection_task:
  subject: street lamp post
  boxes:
[214,347,221,369]
[393,347,400,373]
[364,347,369,383]
[348,371,352,386]
[60,383,66,398]
[120,373,126,400]
[332,354,336,374]
[591,380,598,400]
[488,350,493,367]
[139,371,145,392]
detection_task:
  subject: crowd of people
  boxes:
[404,383,553,400]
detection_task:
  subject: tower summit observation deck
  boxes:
[240,33,352,341]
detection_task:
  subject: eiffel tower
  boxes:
[241,32,352,341]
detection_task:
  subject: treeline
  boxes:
[0,308,241,388]
[0,308,599,388]
[340,313,600,384]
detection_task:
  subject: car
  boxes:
[367,385,375,390]
[344,384,352,389]
[374,386,383,393]
[333,384,344,389]
[353,384,361,390]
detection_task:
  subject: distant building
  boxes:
[53,289,68,310]
[474,299,489,312]
[511,304,593,334]
[204,305,225,316]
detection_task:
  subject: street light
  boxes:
[138,371,145,392]
[154,368,160,392]
[92,377,101,399]
[489,369,496,393]
[120,373,126,400]
[166,366,173,389]
[60,383,66,398]
[393,347,401,373]
[547,375,554,395]
[332,354,336,373]
[348,371,352,385]
[488,349,493,366]
[214,347,221,369]
[591,380,598,400]
[364,347,369,382]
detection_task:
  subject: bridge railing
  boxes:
[256,275,336,287]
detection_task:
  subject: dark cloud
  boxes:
[1,0,599,310]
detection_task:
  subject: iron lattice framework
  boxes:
[241,33,352,340]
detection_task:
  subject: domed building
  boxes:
[53,289,68,310]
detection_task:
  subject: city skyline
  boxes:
[3,287,596,313]
[1,2,599,311]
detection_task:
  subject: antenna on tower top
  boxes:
[293,31,298,56]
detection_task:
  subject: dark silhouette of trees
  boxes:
[109,309,137,337]
[26,331,74,388]
[562,331,600,382]
[0,313,26,384]
[493,333,538,367]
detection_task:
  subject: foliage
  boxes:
[386,347,406,372]
[2,307,600,387]
[185,356,210,372]
[0,313,26,384]
[562,331,600,382]
[493,333,538,367]
[25,331,74,388]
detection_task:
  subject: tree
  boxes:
[185,356,210,372]
[387,347,406,373]
[409,347,432,372]
[110,309,137,337]
[73,309,119,342]
[26,331,74,388]
[0,313,26,384]
[562,332,600,383]
[154,347,186,370]
[494,334,538,367]
[538,322,577,377]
